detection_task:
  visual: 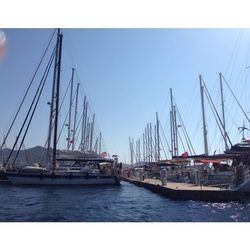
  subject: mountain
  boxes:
[0,146,107,167]
[0,146,48,166]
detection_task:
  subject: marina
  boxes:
[1,28,250,223]
[2,3,250,250]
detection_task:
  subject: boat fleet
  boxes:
[127,76,250,193]
[1,29,250,193]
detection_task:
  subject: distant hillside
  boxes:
[0,146,108,167]
[0,146,48,166]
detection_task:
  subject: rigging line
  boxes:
[174,99,196,155]
[203,79,232,148]
[76,77,107,152]
[159,136,168,159]
[224,30,243,81]
[225,105,238,129]
[129,138,138,163]
[64,33,90,97]
[43,78,72,150]
[0,29,56,151]
[12,48,55,167]
[159,120,171,155]
[59,78,72,114]
[228,32,243,83]
[176,115,192,155]
[203,80,228,146]
[222,74,250,124]
[5,46,56,167]
[64,34,109,154]
[73,111,84,148]
[56,109,70,145]
[176,128,185,153]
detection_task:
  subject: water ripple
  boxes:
[0,181,250,222]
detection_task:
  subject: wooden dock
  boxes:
[121,176,245,202]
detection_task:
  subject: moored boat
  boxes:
[3,29,120,186]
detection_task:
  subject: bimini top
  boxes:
[56,150,113,163]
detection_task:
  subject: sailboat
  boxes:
[4,29,120,185]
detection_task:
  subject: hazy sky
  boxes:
[1,28,250,162]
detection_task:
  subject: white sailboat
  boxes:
[4,29,120,186]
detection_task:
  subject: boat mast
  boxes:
[86,117,90,150]
[170,110,173,159]
[72,82,80,151]
[146,123,150,162]
[170,88,178,157]
[129,136,133,167]
[99,132,102,154]
[138,138,141,164]
[52,29,63,171]
[219,72,228,151]
[80,96,87,151]
[143,132,146,162]
[199,75,209,156]
[156,112,160,161]
[83,102,88,151]
[154,124,157,161]
[144,128,148,162]
[89,114,95,151]
[173,105,178,156]
[149,123,153,162]
[67,68,75,151]
[47,35,59,166]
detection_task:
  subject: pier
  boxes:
[121,176,245,202]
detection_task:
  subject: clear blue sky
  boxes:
[1,28,250,162]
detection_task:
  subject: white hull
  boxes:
[7,173,119,185]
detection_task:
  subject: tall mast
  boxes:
[83,102,88,151]
[156,112,160,161]
[143,132,145,162]
[138,138,141,164]
[99,132,102,154]
[170,110,173,159]
[199,75,209,156]
[72,82,80,151]
[52,29,63,171]
[89,114,95,151]
[80,96,87,151]
[170,88,176,157]
[154,124,157,161]
[67,68,75,150]
[146,123,150,162]
[94,137,98,153]
[129,137,133,167]
[170,88,178,157]
[135,140,138,163]
[149,123,153,162]
[219,72,228,151]
[145,127,148,162]
[173,105,178,156]
[47,32,59,165]
[86,118,90,150]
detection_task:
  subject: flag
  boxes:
[100,152,107,157]
[181,152,188,158]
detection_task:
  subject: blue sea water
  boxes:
[0,181,250,222]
